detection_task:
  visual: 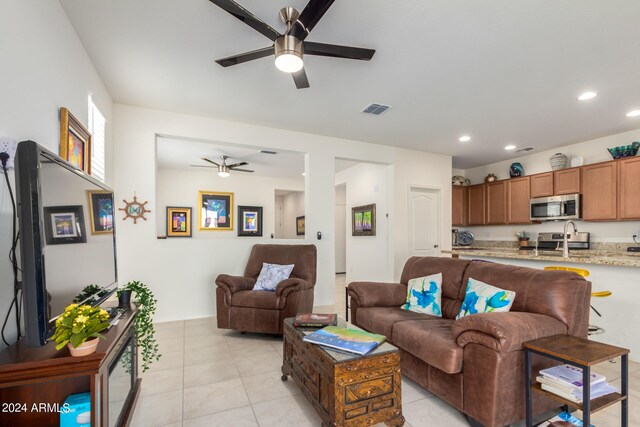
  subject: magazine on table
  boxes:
[539,364,606,389]
[302,326,385,356]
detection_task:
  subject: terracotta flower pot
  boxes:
[68,338,99,357]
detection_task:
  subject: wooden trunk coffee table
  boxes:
[281,318,404,427]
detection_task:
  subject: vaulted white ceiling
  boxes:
[60,0,640,168]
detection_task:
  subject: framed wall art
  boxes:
[166,207,192,237]
[296,215,305,236]
[199,191,234,231]
[237,205,263,237]
[352,204,376,236]
[59,107,92,174]
[43,205,87,245]
[87,190,114,235]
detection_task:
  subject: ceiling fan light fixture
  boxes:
[218,165,230,178]
[275,35,303,73]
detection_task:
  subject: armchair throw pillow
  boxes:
[456,277,516,319]
[253,263,295,291]
[401,273,443,317]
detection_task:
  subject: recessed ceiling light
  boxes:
[302,172,306,176]
[459,135,471,142]
[504,145,516,151]
[577,91,597,101]
[626,110,640,118]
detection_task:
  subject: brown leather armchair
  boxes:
[215,244,317,334]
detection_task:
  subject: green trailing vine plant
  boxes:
[122,280,161,372]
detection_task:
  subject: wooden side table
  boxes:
[523,335,629,427]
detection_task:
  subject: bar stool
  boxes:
[543,266,611,335]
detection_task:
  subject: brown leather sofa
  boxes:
[348,257,591,427]
[215,244,317,334]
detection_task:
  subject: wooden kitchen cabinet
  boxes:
[452,185,468,226]
[530,172,554,198]
[467,184,486,225]
[507,176,531,224]
[582,161,617,220]
[486,180,507,224]
[554,167,581,195]
[618,156,640,219]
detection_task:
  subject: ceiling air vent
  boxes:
[516,147,535,153]
[260,150,277,155]
[361,103,391,116]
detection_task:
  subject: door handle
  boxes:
[434,244,439,248]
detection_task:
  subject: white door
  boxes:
[409,186,441,256]
[274,196,284,238]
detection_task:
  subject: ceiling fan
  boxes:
[209,0,376,89]
[191,155,254,177]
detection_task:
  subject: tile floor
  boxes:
[131,275,639,427]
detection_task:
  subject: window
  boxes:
[88,95,106,182]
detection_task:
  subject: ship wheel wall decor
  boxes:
[119,195,151,224]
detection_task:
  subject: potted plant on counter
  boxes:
[51,304,110,357]
[516,231,530,248]
[119,280,161,372]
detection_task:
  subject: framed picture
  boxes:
[59,107,92,174]
[87,190,114,235]
[43,205,87,245]
[166,207,192,237]
[198,191,234,231]
[352,204,376,236]
[237,206,263,237]
[296,215,305,236]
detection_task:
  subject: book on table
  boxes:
[545,411,594,427]
[539,364,606,389]
[302,326,386,356]
[293,313,338,328]
[539,381,618,403]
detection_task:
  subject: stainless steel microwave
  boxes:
[530,194,580,221]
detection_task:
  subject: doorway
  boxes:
[408,186,441,256]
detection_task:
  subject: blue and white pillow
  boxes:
[401,273,442,317]
[253,263,295,291]
[456,278,516,319]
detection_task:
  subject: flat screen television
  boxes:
[15,140,118,346]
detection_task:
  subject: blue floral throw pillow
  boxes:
[456,278,516,319]
[253,263,294,291]
[400,273,443,317]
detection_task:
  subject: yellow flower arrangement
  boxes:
[51,304,111,350]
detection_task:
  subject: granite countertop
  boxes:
[443,242,640,268]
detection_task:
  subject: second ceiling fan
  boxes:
[209,0,376,89]
[192,155,254,177]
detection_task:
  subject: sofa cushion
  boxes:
[401,273,442,317]
[400,257,471,319]
[231,290,279,309]
[355,307,436,339]
[392,319,463,374]
[456,278,516,319]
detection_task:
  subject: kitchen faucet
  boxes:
[563,220,578,258]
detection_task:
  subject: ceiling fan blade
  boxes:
[190,165,216,168]
[304,42,375,61]
[215,46,274,67]
[289,0,335,41]
[226,161,249,168]
[292,67,310,89]
[202,157,220,167]
[208,0,281,41]
[231,168,254,173]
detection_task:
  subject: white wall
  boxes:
[113,104,452,322]
[0,1,113,349]
[155,168,303,238]
[280,191,305,239]
[457,129,640,244]
[334,184,346,273]
[336,163,393,283]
